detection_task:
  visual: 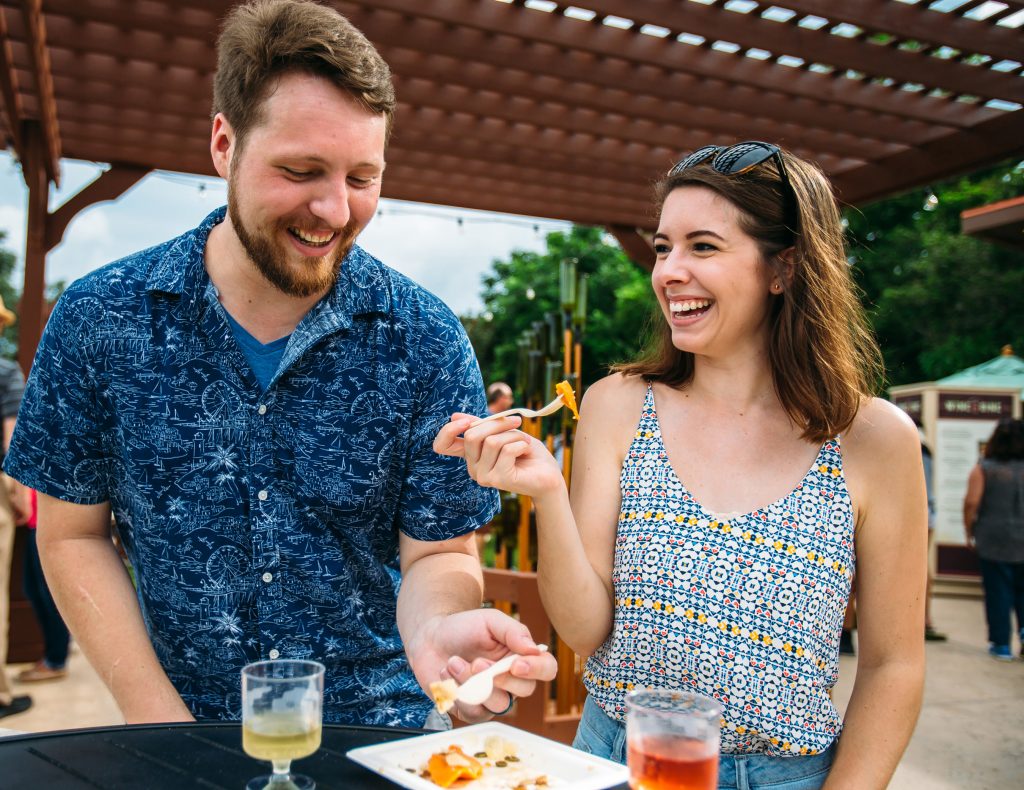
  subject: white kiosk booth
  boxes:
[890,346,1023,579]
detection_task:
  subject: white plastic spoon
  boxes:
[453,644,549,706]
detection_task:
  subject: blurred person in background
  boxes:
[17,489,70,683]
[921,432,946,641]
[963,418,1024,661]
[486,382,514,415]
[0,295,31,719]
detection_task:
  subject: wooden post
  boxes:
[15,144,150,375]
[19,122,48,377]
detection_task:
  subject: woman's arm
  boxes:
[962,464,984,545]
[533,376,641,655]
[823,399,927,790]
[434,374,642,656]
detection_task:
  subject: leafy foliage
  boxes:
[463,226,655,393]
[846,159,1024,386]
[0,231,18,358]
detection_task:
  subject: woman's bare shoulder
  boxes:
[578,373,648,439]
[843,397,921,473]
[580,373,647,413]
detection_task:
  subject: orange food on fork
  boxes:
[554,380,579,420]
[426,745,484,787]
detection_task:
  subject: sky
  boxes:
[0,150,572,316]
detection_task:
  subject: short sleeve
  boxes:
[397,302,499,541]
[3,290,113,504]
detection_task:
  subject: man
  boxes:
[486,382,514,415]
[0,296,31,720]
[5,0,553,727]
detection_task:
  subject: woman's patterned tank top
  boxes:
[584,385,855,756]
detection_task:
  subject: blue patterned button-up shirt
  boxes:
[5,207,499,726]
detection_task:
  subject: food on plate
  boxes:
[426,745,483,787]
[554,380,579,420]
[483,734,518,761]
[429,678,459,715]
[419,738,551,788]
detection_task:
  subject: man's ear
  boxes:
[210,113,235,180]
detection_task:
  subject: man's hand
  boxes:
[407,608,558,724]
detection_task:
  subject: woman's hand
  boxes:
[433,413,565,502]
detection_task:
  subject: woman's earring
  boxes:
[771,282,782,294]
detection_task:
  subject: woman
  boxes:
[436,142,927,789]
[963,418,1024,661]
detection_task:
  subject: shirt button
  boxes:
[258,404,268,415]
[258,490,268,501]
[262,572,273,583]
[268,649,280,660]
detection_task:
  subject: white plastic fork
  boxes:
[470,395,566,426]
[453,644,549,705]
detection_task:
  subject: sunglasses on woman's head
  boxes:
[668,141,797,230]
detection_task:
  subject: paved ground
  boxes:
[2,595,1022,787]
[831,595,1023,789]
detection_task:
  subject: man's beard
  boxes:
[227,179,358,298]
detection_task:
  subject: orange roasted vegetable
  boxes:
[554,380,579,420]
[426,745,484,787]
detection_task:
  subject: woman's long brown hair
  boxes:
[615,150,884,443]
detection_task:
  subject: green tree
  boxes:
[0,230,19,358]
[464,225,655,392]
[846,160,1024,386]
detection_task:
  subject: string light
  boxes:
[148,171,572,234]
[923,187,939,211]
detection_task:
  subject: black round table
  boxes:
[1,721,631,789]
[0,721,424,789]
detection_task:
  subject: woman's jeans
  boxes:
[977,557,1024,647]
[22,529,70,669]
[573,696,835,790]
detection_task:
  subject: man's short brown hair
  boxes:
[212,0,395,147]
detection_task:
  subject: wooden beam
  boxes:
[382,179,654,229]
[18,119,47,376]
[45,163,150,252]
[779,0,1024,64]
[834,110,1024,206]
[35,2,971,146]
[0,4,22,151]
[37,0,220,44]
[606,225,655,273]
[348,0,1000,126]
[391,73,867,167]
[382,162,652,218]
[19,0,61,184]
[382,48,889,162]
[583,0,1022,102]
[37,1,929,155]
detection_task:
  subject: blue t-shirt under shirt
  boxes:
[222,310,289,391]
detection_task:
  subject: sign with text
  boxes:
[892,394,923,425]
[937,392,1013,420]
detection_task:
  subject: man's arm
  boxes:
[397,531,556,723]
[962,464,984,544]
[38,493,193,723]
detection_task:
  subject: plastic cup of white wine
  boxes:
[242,659,325,790]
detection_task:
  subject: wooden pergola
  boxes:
[2,0,1023,374]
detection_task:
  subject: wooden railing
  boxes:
[475,567,586,744]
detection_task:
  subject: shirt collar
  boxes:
[146,206,391,325]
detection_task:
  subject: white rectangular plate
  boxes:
[346,721,629,789]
